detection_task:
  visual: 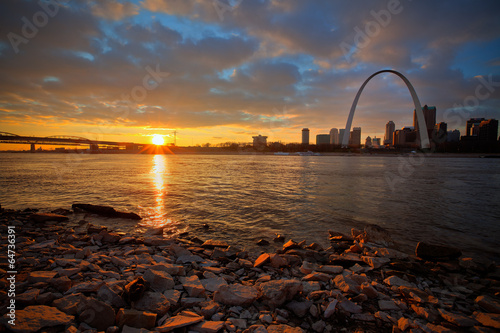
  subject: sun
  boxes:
[152,134,165,145]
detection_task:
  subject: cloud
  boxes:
[91,0,139,20]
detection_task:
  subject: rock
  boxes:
[259,280,303,308]
[383,275,412,288]
[28,271,58,283]
[359,224,393,247]
[191,320,225,333]
[254,253,271,267]
[259,314,273,324]
[438,308,477,327]
[361,256,390,269]
[30,212,69,223]
[4,305,74,333]
[156,314,204,332]
[116,309,157,329]
[72,203,142,220]
[65,280,105,294]
[267,324,304,333]
[144,269,174,293]
[201,239,229,249]
[228,318,247,329]
[269,254,288,268]
[475,295,500,314]
[149,263,185,276]
[213,284,259,306]
[201,277,228,292]
[324,300,338,318]
[135,291,170,316]
[378,300,400,311]
[78,297,116,331]
[17,288,40,304]
[257,239,270,246]
[473,311,500,329]
[338,299,362,314]
[411,304,439,323]
[180,275,206,297]
[53,293,85,315]
[121,325,152,333]
[360,283,378,298]
[123,277,149,303]
[286,301,313,317]
[351,313,375,322]
[415,242,462,260]
[311,320,325,332]
[163,289,181,306]
[302,272,330,282]
[299,261,317,274]
[333,275,360,294]
[274,234,285,242]
[98,284,126,308]
[317,265,343,274]
[29,239,56,250]
[398,317,412,331]
[375,247,408,259]
[283,240,301,251]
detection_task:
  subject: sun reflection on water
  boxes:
[146,154,168,228]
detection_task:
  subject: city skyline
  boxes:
[1,1,500,149]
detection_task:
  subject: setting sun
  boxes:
[152,134,165,145]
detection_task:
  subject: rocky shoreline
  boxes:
[1,206,499,333]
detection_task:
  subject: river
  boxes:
[1,153,499,261]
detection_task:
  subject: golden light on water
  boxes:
[151,154,167,226]
[152,134,165,145]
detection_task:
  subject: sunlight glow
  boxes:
[152,134,165,145]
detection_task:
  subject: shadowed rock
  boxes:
[415,242,462,261]
[72,203,142,220]
[123,277,149,303]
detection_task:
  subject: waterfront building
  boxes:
[329,128,339,144]
[372,136,381,147]
[302,128,310,145]
[447,129,460,142]
[384,121,395,145]
[252,135,268,149]
[349,127,361,146]
[365,136,372,148]
[316,134,330,145]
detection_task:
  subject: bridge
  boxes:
[0,132,152,152]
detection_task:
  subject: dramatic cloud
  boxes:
[0,0,499,145]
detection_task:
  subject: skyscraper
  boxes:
[329,128,339,144]
[413,105,436,135]
[365,136,372,147]
[349,127,361,146]
[434,122,448,142]
[384,121,395,145]
[479,119,499,142]
[466,118,486,136]
[302,128,310,145]
[316,134,330,145]
[339,129,346,146]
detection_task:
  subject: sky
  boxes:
[1,0,500,148]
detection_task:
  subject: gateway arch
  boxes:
[341,70,430,149]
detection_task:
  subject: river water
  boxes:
[1,153,499,260]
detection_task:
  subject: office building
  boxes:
[479,119,499,142]
[372,137,381,147]
[349,127,361,146]
[413,105,436,134]
[365,136,372,148]
[316,134,330,145]
[252,135,267,148]
[384,121,395,145]
[329,128,339,144]
[447,129,460,142]
[466,118,485,136]
[302,128,310,145]
[339,129,346,145]
[434,122,448,142]
[393,126,416,147]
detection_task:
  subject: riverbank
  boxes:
[1,206,499,333]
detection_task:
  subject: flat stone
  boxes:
[361,283,378,298]
[333,274,360,294]
[135,291,170,316]
[425,323,454,333]
[163,289,181,306]
[415,242,462,260]
[180,275,206,297]
[283,240,301,251]
[362,256,390,269]
[269,254,288,268]
[4,305,74,333]
[17,288,40,304]
[28,271,58,283]
[267,324,305,333]
[214,284,258,306]
[259,279,303,307]
[398,317,412,331]
[324,300,338,318]
[317,265,343,274]
[473,311,500,329]
[302,272,330,282]
[254,253,270,267]
[375,247,408,259]
[180,297,207,307]
[30,212,69,223]
[65,280,104,294]
[201,239,228,249]
[29,239,56,250]
[475,295,500,314]
[201,277,228,292]
[78,297,115,331]
[360,224,394,247]
[383,275,412,288]
[351,313,375,322]
[121,325,153,333]
[144,269,174,293]
[338,299,362,314]
[116,309,157,329]
[300,261,317,274]
[286,300,313,317]
[156,314,204,332]
[190,320,225,333]
[98,284,126,308]
[53,293,85,315]
[177,254,204,264]
[378,300,400,311]
[439,308,477,327]
[149,263,185,276]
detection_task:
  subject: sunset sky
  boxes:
[1,0,500,148]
